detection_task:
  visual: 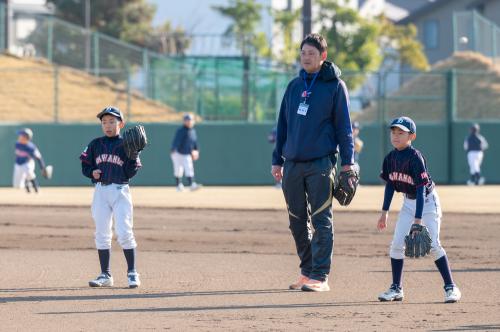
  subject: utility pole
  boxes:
[302,0,312,37]
[84,0,90,72]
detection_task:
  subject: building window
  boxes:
[423,20,439,49]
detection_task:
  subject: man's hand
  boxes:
[377,211,388,231]
[92,169,102,180]
[271,165,283,182]
[342,164,356,188]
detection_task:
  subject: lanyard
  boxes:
[302,71,319,102]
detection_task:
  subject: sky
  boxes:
[148,0,272,35]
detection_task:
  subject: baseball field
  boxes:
[0,185,499,331]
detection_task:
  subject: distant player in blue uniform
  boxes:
[464,123,488,185]
[171,113,200,191]
[377,116,461,303]
[13,128,46,193]
[80,106,142,288]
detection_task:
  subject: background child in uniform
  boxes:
[80,106,142,288]
[376,116,461,303]
[171,113,200,191]
[13,128,46,193]
[464,123,488,185]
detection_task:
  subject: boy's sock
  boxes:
[25,179,31,193]
[98,249,111,276]
[186,177,193,186]
[175,177,181,186]
[391,258,404,287]
[123,248,136,273]
[435,255,454,286]
[30,179,39,193]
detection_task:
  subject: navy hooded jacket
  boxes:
[272,61,354,166]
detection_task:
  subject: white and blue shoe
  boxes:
[444,285,461,303]
[127,271,141,288]
[378,284,404,302]
[89,273,114,287]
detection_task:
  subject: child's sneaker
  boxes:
[127,271,141,288]
[176,183,185,192]
[378,284,404,301]
[190,182,201,191]
[89,273,114,287]
[444,285,461,303]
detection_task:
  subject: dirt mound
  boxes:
[354,52,500,123]
[0,54,184,123]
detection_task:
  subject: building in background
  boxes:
[398,0,500,64]
[4,0,53,56]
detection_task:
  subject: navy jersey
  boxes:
[80,135,141,184]
[380,146,434,199]
[15,141,45,168]
[464,133,488,152]
[171,126,198,155]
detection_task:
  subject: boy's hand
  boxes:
[92,169,102,180]
[377,211,388,231]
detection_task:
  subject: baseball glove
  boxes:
[122,125,148,159]
[405,224,432,258]
[41,165,53,179]
[333,169,360,206]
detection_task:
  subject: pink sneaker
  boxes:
[289,275,310,290]
[301,278,330,292]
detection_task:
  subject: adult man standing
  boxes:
[271,33,355,292]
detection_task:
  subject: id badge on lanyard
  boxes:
[297,71,319,116]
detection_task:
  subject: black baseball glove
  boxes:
[122,125,148,159]
[333,169,360,206]
[405,224,432,258]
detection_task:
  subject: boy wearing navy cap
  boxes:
[171,113,200,191]
[80,106,142,288]
[376,116,461,303]
[13,127,46,193]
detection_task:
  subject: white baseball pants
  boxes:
[12,160,36,188]
[467,151,483,174]
[91,183,137,250]
[390,190,446,260]
[171,151,194,177]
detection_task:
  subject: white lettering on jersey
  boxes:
[389,172,414,185]
[96,154,124,166]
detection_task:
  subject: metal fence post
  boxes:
[472,10,478,52]
[142,49,149,98]
[93,32,99,76]
[0,2,5,52]
[53,65,59,123]
[493,26,498,65]
[452,12,457,52]
[446,69,457,184]
[47,16,54,62]
[126,68,131,121]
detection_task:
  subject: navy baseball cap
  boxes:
[390,116,416,133]
[183,113,194,121]
[96,106,124,121]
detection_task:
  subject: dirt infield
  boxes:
[1,187,499,331]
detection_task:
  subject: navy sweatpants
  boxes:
[282,155,335,281]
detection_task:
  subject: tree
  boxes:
[272,8,301,67]
[212,0,269,57]
[315,0,429,88]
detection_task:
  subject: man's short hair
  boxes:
[300,33,328,53]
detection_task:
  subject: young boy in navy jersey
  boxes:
[377,116,461,303]
[80,106,142,288]
[13,128,46,193]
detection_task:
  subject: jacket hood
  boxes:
[300,61,341,81]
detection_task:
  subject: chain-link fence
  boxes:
[454,10,500,64]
